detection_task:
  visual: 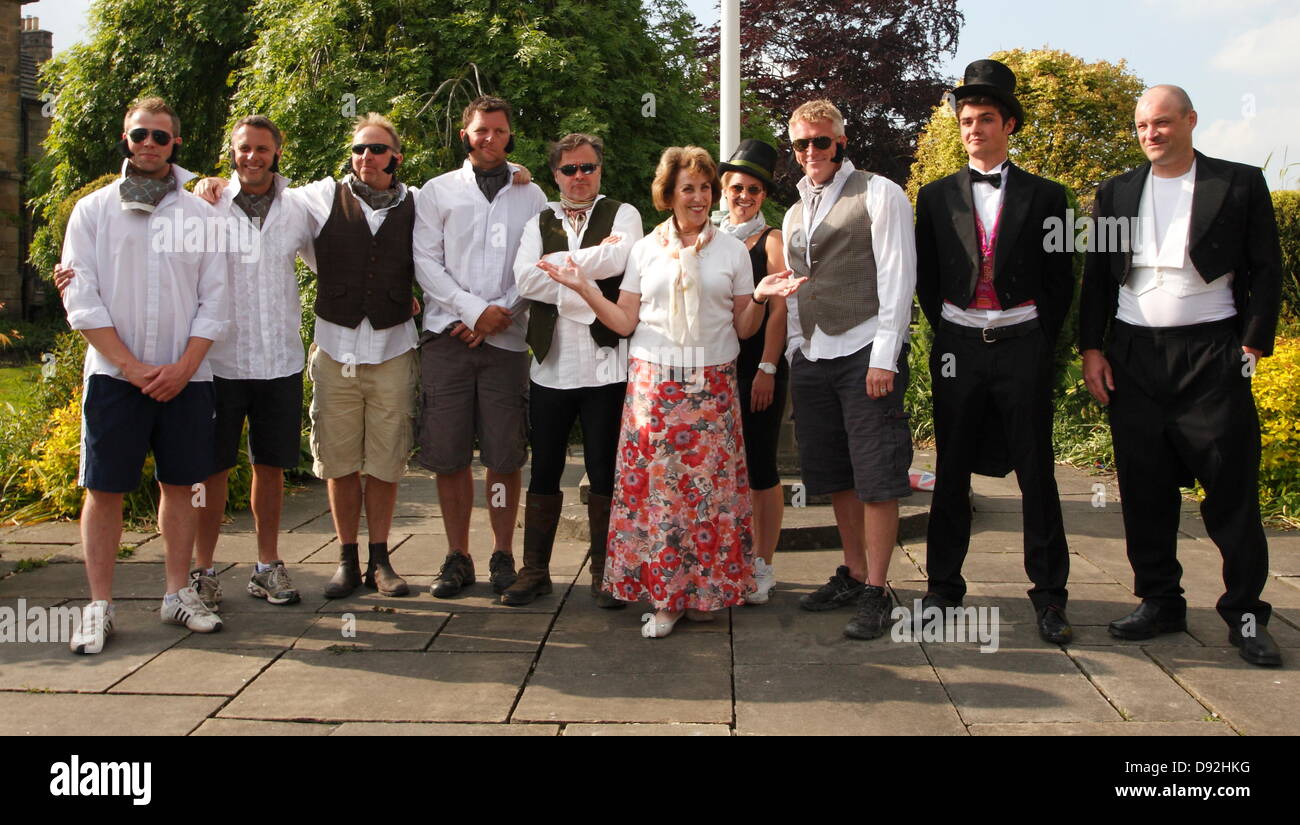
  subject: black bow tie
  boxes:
[970,168,1002,189]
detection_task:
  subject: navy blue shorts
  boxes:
[79,375,216,492]
[213,373,304,471]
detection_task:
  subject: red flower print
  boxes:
[680,447,708,468]
[659,382,685,403]
[693,521,719,554]
[666,423,698,453]
[622,467,649,497]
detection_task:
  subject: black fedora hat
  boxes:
[952,59,1026,133]
[718,139,778,190]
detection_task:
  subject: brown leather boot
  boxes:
[324,542,362,598]
[363,541,409,596]
[501,492,562,606]
[587,493,625,609]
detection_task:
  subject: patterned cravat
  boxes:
[233,188,275,226]
[119,173,175,213]
[348,177,399,211]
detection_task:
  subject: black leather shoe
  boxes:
[921,592,961,612]
[1037,604,1073,645]
[431,552,475,599]
[1108,601,1187,640]
[1229,625,1283,667]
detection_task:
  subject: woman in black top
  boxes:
[718,140,788,605]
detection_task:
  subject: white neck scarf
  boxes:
[655,217,715,346]
[720,212,767,242]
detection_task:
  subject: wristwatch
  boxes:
[757,362,778,375]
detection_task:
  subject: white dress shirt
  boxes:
[296,175,420,365]
[513,196,644,388]
[782,159,917,371]
[941,161,1039,330]
[207,173,312,379]
[622,229,753,368]
[61,161,229,382]
[1117,162,1236,328]
[413,161,549,353]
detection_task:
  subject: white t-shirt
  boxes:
[621,231,752,367]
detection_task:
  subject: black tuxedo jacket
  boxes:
[915,162,1075,344]
[1079,151,1283,356]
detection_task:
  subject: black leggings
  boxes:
[527,381,624,496]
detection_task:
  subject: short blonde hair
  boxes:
[651,146,720,212]
[353,112,401,153]
[124,96,180,136]
[788,99,845,138]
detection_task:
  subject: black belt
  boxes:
[939,318,1040,343]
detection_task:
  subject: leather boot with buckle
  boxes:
[587,493,625,610]
[363,541,409,597]
[324,542,362,599]
[501,492,562,606]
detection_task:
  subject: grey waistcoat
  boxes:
[787,170,879,339]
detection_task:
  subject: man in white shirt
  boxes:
[1080,86,1285,666]
[781,100,918,641]
[413,96,548,598]
[60,97,229,653]
[507,133,643,607]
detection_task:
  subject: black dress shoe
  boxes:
[1229,625,1283,667]
[1037,604,1073,645]
[921,592,961,612]
[1108,601,1187,640]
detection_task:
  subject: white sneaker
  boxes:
[161,586,224,633]
[70,600,115,654]
[189,567,223,611]
[746,558,776,605]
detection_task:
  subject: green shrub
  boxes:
[1274,190,1300,322]
[1253,337,1300,526]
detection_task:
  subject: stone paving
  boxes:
[0,457,1296,736]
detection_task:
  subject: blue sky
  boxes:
[23,0,1299,189]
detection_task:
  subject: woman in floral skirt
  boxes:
[540,146,803,637]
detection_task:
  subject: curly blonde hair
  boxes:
[788,99,845,138]
[651,146,720,211]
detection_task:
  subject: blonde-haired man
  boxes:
[782,99,918,640]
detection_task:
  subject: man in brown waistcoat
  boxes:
[781,100,918,640]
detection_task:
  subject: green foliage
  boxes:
[30,173,118,290]
[1274,190,1300,322]
[1252,337,1300,526]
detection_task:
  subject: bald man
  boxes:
[1079,85,1285,666]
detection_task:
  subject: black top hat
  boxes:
[953,59,1026,133]
[718,139,778,191]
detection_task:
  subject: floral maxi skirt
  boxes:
[604,357,755,610]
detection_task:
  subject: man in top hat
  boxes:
[915,59,1076,643]
[1080,85,1284,666]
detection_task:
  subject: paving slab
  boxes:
[735,650,967,736]
[429,612,551,653]
[191,719,337,736]
[331,722,559,736]
[969,721,1235,736]
[1146,645,1300,736]
[0,692,223,735]
[294,610,446,651]
[1066,646,1210,721]
[564,723,731,736]
[0,544,84,565]
[513,665,733,724]
[0,522,154,545]
[167,531,336,565]
[220,650,533,723]
[1184,608,1300,648]
[538,628,730,673]
[926,646,1122,724]
[0,561,171,601]
[732,590,917,665]
[172,610,321,651]
[109,647,279,695]
[0,602,186,692]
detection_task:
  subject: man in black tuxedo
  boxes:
[1080,85,1284,666]
[915,60,1076,644]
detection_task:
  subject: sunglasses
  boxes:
[728,183,764,197]
[792,135,835,153]
[557,163,600,176]
[127,128,173,145]
[351,143,393,155]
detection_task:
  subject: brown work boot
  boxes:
[501,492,563,606]
[363,541,409,597]
[324,542,362,599]
[587,493,625,610]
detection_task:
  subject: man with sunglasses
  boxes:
[508,133,643,606]
[781,100,918,641]
[914,60,1076,645]
[413,96,547,599]
[60,97,229,653]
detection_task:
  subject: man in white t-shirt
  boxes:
[1080,85,1285,666]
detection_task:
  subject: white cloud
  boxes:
[1211,13,1300,75]
[1199,105,1300,190]
[1141,0,1280,18]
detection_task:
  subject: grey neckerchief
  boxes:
[232,186,275,227]
[473,162,510,203]
[119,170,175,214]
[806,180,828,221]
[348,177,400,211]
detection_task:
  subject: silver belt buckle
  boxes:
[981,327,996,344]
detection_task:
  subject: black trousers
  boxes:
[926,322,1069,611]
[1107,319,1271,627]
[527,380,624,497]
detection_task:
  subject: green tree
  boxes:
[1273,190,1300,324]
